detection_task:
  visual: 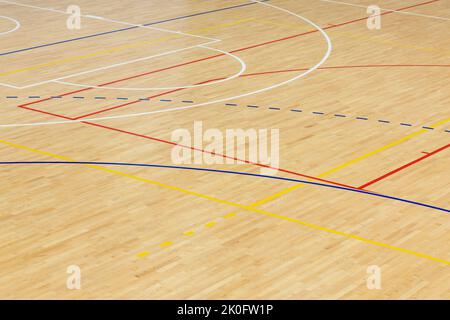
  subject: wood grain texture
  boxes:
[0,0,448,299]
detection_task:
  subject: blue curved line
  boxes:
[1,161,448,214]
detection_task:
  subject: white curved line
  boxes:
[0,15,20,35]
[54,45,247,91]
[0,0,332,128]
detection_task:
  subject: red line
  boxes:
[19,106,75,120]
[242,64,450,77]
[83,121,358,190]
[93,54,225,87]
[18,0,439,120]
[73,88,184,120]
[18,63,450,120]
[72,78,221,120]
[358,143,450,189]
[14,0,439,191]
[74,62,450,119]
[15,93,359,190]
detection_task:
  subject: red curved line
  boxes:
[241,64,450,77]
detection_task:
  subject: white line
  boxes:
[0,0,232,90]
[53,44,247,91]
[0,15,20,35]
[0,41,246,91]
[0,40,219,89]
[0,0,333,128]
[319,0,450,22]
[0,0,220,41]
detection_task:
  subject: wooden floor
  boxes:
[0,0,449,299]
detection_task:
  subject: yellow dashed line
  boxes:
[2,119,449,266]
[204,221,217,228]
[159,241,173,248]
[137,251,150,258]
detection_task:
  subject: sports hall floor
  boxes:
[0,0,449,299]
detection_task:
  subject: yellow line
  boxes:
[0,36,176,77]
[137,251,150,258]
[0,19,254,77]
[159,241,173,248]
[205,221,217,228]
[1,138,449,265]
[318,130,426,177]
[251,117,450,207]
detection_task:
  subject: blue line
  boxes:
[0,161,448,214]
[0,1,266,57]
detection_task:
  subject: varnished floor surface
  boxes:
[0,0,449,299]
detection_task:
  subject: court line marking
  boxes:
[0,0,218,42]
[53,44,248,91]
[0,17,254,81]
[0,42,248,92]
[0,0,268,57]
[249,117,450,207]
[5,113,449,260]
[3,0,439,126]
[2,63,449,98]
[224,101,450,134]
[135,112,450,255]
[2,0,335,126]
[6,79,448,197]
[359,143,450,189]
[10,83,371,189]
[319,0,450,22]
[2,0,446,262]
[0,139,448,266]
[0,15,20,35]
[6,113,448,196]
[0,0,237,89]
[85,121,362,190]
[0,41,218,89]
[0,161,447,213]
[6,67,448,200]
